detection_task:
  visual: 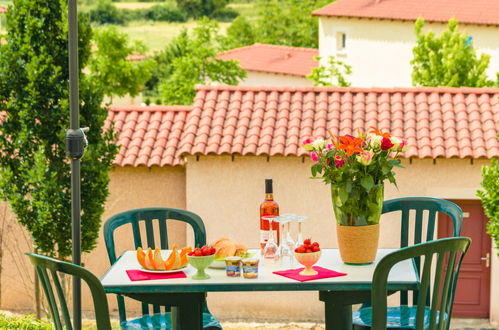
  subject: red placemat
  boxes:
[126,270,187,281]
[273,266,347,282]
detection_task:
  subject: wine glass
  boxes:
[293,215,308,248]
[262,215,279,261]
[275,216,293,262]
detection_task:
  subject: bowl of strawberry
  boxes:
[187,246,216,280]
[294,239,321,276]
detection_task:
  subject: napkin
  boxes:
[273,266,347,282]
[126,270,187,281]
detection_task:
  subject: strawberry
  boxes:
[306,249,313,253]
[312,242,319,247]
[210,247,216,255]
[296,246,306,253]
[202,247,211,256]
[303,238,311,245]
[312,246,321,252]
[194,249,203,256]
[187,251,194,256]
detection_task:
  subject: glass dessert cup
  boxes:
[294,251,321,276]
[187,255,215,280]
[262,215,279,261]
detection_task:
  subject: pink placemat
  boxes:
[126,270,187,281]
[273,266,347,282]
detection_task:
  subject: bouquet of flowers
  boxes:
[302,128,408,226]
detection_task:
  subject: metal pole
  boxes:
[67,0,82,328]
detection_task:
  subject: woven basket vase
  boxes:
[336,223,380,264]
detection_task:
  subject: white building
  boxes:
[313,0,499,87]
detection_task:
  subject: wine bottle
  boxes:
[260,179,279,250]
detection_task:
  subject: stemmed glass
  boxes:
[292,215,308,248]
[262,215,279,261]
[275,216,293,262]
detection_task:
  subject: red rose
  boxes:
[381,137,394,150]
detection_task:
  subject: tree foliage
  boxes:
[307,56,352,87]
[89,26,155,99]
[175,0,230,19]
[159,19,246,105]
[0,0,118,258]
[477,158,499,254]
[411,18,496,87]
[225,0,330,49]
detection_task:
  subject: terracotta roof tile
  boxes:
[312,0,499,26]
[179,85,499,160]
[106,86,498,167]
[217,43,319,77]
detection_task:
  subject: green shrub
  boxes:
[477,158,499,254]
[0,314,52,329]
[89,1,126,25]
[145,5,187,22]
[212,7,239,22]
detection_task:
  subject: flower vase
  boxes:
[331,184,384,265]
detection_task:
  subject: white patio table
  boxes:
[101,248,419,330]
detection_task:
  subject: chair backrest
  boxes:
[382,197,463,305]
[371,237,471,330]
[26,253,112,330]
[103,207,207,324]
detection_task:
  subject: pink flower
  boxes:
[399,140,409,152]
[381,137,394,151]
[302,138,314,151]
[326,144,334,150]
[357,150,373,166]
[311,151,319,163]
[334,155,345,168]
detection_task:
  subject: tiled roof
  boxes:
[217,43,318,77]
[106,105,192,167]
[107,86,499,167]
[178,86,499,160]
[313,0,499,26]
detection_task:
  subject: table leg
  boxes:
[171,302,202,330]
[324,301,352,330]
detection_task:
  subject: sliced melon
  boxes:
[164,244,179,270]
[153,248,166,270]
[179,246,192,268]
[147,248,157,270]
[136,247,148,269]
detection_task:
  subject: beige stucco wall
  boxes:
[240,71,314,87]
[318,17,499,87]
[185,155,496,321]
[0,165,187,316]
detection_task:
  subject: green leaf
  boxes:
[361,176,374,192]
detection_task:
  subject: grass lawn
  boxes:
[116,20,231,54]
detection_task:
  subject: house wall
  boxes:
[240,71,314,87]
[318,17,499,87]
[185,155,498,321]
[0,166,187,316]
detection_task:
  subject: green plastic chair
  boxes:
[352,197,463,329]
[27,253,112,330]
[103,207,221,330]
[353,237,471,329]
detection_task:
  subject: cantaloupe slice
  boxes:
[164,244,179,270]
[153,248,166,270]
[136,247,148,269]
[147,248,157,270]
[179,246,192,268]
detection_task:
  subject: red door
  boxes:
[438,200,491,318]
